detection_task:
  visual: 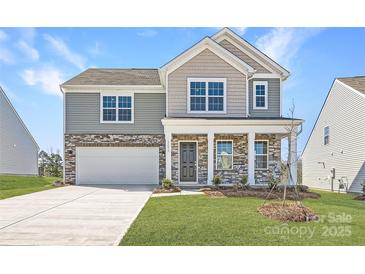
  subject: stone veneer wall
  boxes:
[171,134,208,184]
[64,134,165,185]
[214,134,248,184]
[255,134,281,184]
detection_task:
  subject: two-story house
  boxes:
[302,76,365,193]
[0,86,39,175]
[61,28,303,186]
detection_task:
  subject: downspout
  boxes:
[60,85,66,184]
[246,73,255,117]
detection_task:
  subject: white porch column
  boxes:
[207,132,214,185]
[248,132,255,185]
[165,131,172,180]
[288,127,298,185]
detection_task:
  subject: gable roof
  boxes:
[0,86,39,150]
[337,76,365,96]
[61,68,161,86]
[211,28,290,79]
[302,76,365,156]
[160,36,256,75]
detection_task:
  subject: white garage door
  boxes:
[76,147,159,185]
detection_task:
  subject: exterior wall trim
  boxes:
[160,37,255,76]
[211,28,290,79]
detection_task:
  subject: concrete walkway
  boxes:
[0,185,153,246]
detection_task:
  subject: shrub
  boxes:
[240,175,248,188]
[212,175,222,187]
[161,178,174,189]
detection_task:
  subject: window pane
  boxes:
[118,109,131,121]
[118,96,132,108]
[255,155,268,169]
[217,155,233,170]
[256,85,265,96]
[103,96,116,108]
[255,141,267,154]
[256,96,265,107]
[190,82,206,96]
[103,109,116,121]
[208,81,224,96]
[217,141,232,155]
[208,97,223,111]
[190,96,206,111]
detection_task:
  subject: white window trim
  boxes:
[100,92,134,124]
[187,77,227,114]
[255,140,269,170]
[216,140,233,170]
[253,81,268,110]
[324,126,330,145]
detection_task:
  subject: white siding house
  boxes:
[302,77,365,193]
[0,87,39,175]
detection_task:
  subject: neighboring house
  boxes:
[61,28,303,186]
[302,77,365,193]
[0,87,39,175]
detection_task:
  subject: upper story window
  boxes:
[188,78,226,113]
[253,81,268,110]
[255,140,268,169]
[324,126,329,145]
[100,94,133,123]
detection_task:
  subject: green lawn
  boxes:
[121,191,365,246]
[0,175,59,200]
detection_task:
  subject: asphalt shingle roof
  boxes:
[62,68,161,86]
[337,76,365,95]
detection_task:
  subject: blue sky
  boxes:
[0,27,364,155]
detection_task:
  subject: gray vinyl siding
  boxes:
[219,39,270,73]
[302,81,365,193]
[249,78,280,117]
[168,49,247,117]
[65,93,165,134]
[0,89,38,175]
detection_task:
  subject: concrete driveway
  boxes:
[0,185,153,245]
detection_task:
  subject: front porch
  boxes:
[162,118,303,186]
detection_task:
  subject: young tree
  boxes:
[38,150,63,177]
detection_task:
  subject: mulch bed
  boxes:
[257,202,319,222]
[153,186,181,194]
[354,195,365,201]
[201,187,320,200]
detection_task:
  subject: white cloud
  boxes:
[43,34,86,70]
[137,29,158,38]
[255,28,323,68]
[233,27,247,35]
[16,40,39,61]
[21,66,64,97]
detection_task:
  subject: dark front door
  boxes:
[180,142,197,182]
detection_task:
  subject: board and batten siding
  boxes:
[248,78,281,117]
[0,89,38,175]
[302,81,365,193]
[168,49,247,117]
[65,93,165,134]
